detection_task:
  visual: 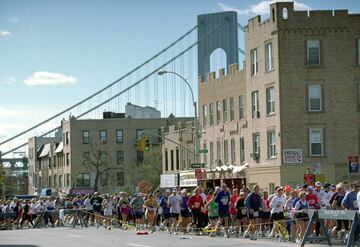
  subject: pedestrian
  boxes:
[206,189,219,237]
[235,191,248,236]
[131,193,145,230]
[244,185,263,240]
[90,192,103,228]
[144,194,158,232]
[19,200,34,228]
[294,191,309,243]
[160,189,171,231]
[179,189,190,234]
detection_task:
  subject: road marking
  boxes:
[127,243,151,247]
[69,234,83,238]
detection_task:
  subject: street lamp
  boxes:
[157,70,200,166]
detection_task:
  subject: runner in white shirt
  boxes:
[168,188,182,234]
[269,187,287,241]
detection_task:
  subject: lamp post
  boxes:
[157,70,200,166]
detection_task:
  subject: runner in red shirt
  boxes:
[188,187,204,234]
[306,187,318,209]
[229,189,239,233]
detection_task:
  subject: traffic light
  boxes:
[137,138,145,151]
[144,138,150,152]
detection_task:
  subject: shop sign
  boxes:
[303,174,314,186]
[283,149,302,164]
[160,174,178,188]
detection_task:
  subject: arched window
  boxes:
[272,8,275,22]
[210,48,227,78]
[282,7,288,20]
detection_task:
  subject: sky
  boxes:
[1,0,360,148]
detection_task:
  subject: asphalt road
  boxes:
[0,227,340,247]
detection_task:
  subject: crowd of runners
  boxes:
[1,181,360,243]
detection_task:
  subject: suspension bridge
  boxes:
[0,11,245,166]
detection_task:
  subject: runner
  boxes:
[188,187,204,235]
[179,189,190,234]
[168,188,182,234]
[130,193,145,231]
[235,191,248,237]
[269,187,287,242]
[294,191,309,243]
[19,200,34,228]
[206,189,219,237]
[144,193,158,232]
[90,192,103,228]
[214,183,231,238]
[244,185,262,240]
[160,189,171,231]
[331,184,348,238]
[119,193,131,228]
[229,188,239,234]
[260,191,271,237]
[102,195,113,230]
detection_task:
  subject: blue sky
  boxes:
[1,0,360,144]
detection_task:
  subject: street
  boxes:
[0,227,345,247]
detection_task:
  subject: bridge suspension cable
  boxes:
[1,20,227,157]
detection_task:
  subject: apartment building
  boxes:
[199,2,360,191]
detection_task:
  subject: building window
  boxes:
[66,174,70,187]
[116,151,124,167]
[239,95,244,120]
[265,43,274,71]
[82,152,90,166]
[165,149,168,171]
[136,129,144,142]
[54,175,57,187]
[251,48,258,76]
[66,153,70,166]
[230,139,236,164]
[202,104,208,127]
[282,7,288,20]
[100,130,107,144]
[209,103,214,125]
[357,39,360,65]
[252,132,260,160]
[176,148,180,170]
[216,101,221,124]
[309,128,323,156]
[116,129,123,143]
[82,130,89,144]
[266,87,275,114]
[240,137,245,163]
[224,140,229,164]
[307,40,320,65]
[308,85,322,112]
[170,150,174,170]
[267,130,276,158]
[222,99,228,122]
[216,140,221,164]
[229,97,234,121]
[59,175,63,188]
[65,132,69,145]
[48,176,52,187]
[202,143,207,165]
[100,151,107,163]
[209,142,214,166]
[76,173,90,187]
[251,91,259,118]
[117,172,124,186]
[101,171,107,186]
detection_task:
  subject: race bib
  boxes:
[194,202,200,208]
[221,196,229,205]
[353,200,358,209]
[253,211,259,217]
[241,209,247,214]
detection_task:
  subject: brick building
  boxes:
[198,2,360,192]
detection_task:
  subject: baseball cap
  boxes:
[307,186,314,191]
[323,183,331,189]
[165,189,171,193]
[315,181,322,187]
[172,188,177,192]
[330,185,336,190]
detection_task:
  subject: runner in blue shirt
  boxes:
[214,183,231,238]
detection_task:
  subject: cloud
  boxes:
[0,29,11,37]
[217,1,311,16]
[6,16,18,24]
[0,76,17,85]
[24,71,77,86]
[0,106,17,117]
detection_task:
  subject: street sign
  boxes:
[191,163,205,169]
[198,149,208,154]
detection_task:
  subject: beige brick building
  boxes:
[29,109,191,194]
[198,2,360,192]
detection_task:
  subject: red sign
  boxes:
[303,174,315,186]
[348,156,359,173]
[195,169,204,180]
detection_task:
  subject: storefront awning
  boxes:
[232,163,248,178]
